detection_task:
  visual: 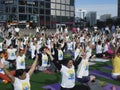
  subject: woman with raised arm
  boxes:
[46,49,90,90]
[0,55,38,90]
[112,45,120,80]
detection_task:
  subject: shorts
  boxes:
[112,73,120,79]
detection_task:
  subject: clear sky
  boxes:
[75,0,118,19]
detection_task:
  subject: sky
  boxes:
[75,0,118,19]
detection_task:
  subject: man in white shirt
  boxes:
[15,26,20,36]
[7,44,17,68]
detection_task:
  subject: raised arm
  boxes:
[16,40,20,56]
[28,55,38,77]
[24,40,28,55]
[46,49,62,70]
[0,61,15,83]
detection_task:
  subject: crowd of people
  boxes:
[0,24,120,90]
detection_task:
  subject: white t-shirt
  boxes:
[0,58,6,74]
[23,37,28,45]
[96,45,103,54]
[80,36,84,43]
[16,54,26,70]
[86,46,92,59]
[65,28,68,34]
[103,44,108,52]
[74,48,80,60]
[41,54,48,67]
[6,39,12,47]
[30,45,36,59]
[67,42,73,51]
[15,28,19,32]
[7,48,17,60]
[0,42,3,51]
[13,73,30,90]
[58,50,63,60]
[61,65,75,88]
[36,28,39,33]
[20,42,24,50]
[77,58,89,78]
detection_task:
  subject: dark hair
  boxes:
[116,46,120,54]
[62,57,73,66]
[98,40,101,45]
[57,43,61,48]
[15,69,26,77]
[40,46,47,52]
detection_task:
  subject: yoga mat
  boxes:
[102,66,113,70]
[90,70,113,80]
[89,62,96,66]
[43,83,60,90]
[43,82,120,90]
[103,83,120,90]
[91,58,110,62]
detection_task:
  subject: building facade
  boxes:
[118,0,120,17]
[0,0,75,28]
[100,14,111,21]
[86,11,97,26]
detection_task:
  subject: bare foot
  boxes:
[112,85,116,90]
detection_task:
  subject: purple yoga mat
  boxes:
[103,83,120,90]
[43,83,60,90]
[102,66,113,70]
[43,82,120,90]
[90,70,113,80]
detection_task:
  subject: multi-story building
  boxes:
[100,14,111,21]
[86,11,97,26]
[118,0,120,17]
[0,0,75,28]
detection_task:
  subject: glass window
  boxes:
[19,14,27,21]
[51,0,56,2]
[56,0,60,3]
[45,9,50,15]
[40,1,44,6]
[45,0,50,2]
[19,6,25,13]
[56,4,60,9]
[70,12,74,17]
[70,6,74,11]
[12,7,17,13]
[66,11,69,16]
[61,5,65,10]
[51,9,55,15]
[66,0,70,4]
[61,11,65,16]
[45,2,50,8]
[40,16,45,25]
[61,0,65,4]
[70,0,74,6]
[40,9,44,14]
[66,5,69,11]
[33,8,38,14]
[32,0,38,6]
[56,10,60,16]
[51,3,55,9]
[19,0,26,5]
[5,7,10,13]
[27,7,32,13]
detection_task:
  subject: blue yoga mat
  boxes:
[90,70,113,80]
[43,82,120,90]
[103,83,120,90]
[102,66,113,70]
[43,83,60,90]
